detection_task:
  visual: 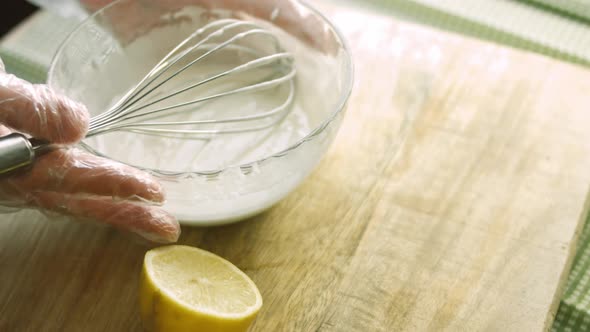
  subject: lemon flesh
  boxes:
[140,245,262,332]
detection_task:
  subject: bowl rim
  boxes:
[47,0,354,177]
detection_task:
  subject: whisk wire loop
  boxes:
[87,18,296,138]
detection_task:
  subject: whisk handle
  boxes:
[0,133,50,176]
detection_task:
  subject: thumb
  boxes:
[0,70,89,144]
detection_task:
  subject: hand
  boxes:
[0,58,180,243]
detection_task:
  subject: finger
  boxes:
[5,148,165,203]
[0,124,10,136]
[234,0,337,53]
[0,72,89,144]
[30,191,180,243]
[0,57,5,72]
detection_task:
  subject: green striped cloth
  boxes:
[2,2,590,331]
[342,0,590,68]
[555,221,590,331]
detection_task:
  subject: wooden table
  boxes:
[3,2,590,331]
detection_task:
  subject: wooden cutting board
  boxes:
[2,2,590,331]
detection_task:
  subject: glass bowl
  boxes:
[48,0,353,225]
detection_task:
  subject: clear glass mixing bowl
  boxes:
[48,0,353,225]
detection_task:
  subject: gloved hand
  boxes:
[0,58,180,243]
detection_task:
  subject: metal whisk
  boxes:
[0,19,296,175]
[88,18,296,137]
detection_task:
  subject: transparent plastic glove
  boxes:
[0,58,180,243]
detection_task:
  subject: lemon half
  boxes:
[139,245,263,332]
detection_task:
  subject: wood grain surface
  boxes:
[3,2,590,331]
